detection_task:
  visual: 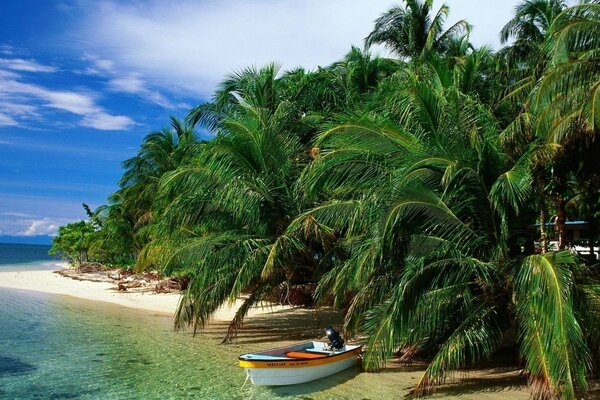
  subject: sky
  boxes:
[0,0,523,242]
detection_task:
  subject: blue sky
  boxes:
[0,0,522,241]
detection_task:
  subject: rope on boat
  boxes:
[241,374,250,390]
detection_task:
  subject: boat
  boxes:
[238,340,362,386]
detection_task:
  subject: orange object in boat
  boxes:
[285,351,327,359]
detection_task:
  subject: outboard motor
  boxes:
[325,326,345,350]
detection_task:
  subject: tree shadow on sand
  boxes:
[424,368,528,397]
[206,307,344,345]
[206,308,534,399]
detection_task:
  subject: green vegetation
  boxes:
[50,221,95,269]
[52,1,600,398]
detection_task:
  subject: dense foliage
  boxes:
[53,1,600,398]
[50,221,95,269]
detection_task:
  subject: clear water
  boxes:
[0,245,394,399]
[0,289,400,400]
[0,245,528,399]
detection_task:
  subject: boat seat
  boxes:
[286,351,328,359]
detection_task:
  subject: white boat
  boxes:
[239,341,361,386]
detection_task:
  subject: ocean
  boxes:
[0,243,61,272]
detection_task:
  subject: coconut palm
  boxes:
[500,0,566,56]
[496,0,567,107]
[365,0,471,61]
[187,63,285,131]
[118,117,197,227]
[99,118,198,265]
[157,101,322,341]
[514,3,600,250]
[329,46,400,107]
[293,62,598,398]
[535,3,600,143]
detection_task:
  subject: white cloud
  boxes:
[0,64,135,131]
[0,139,130,159]
[0,69,20,79]
[0,194,84,237]
[81,113,135,130]
[0,57,57,73]
[20,218,60,236]
[73,0,398,96]
[43,90,98,115]
[70,0,523,98]
[0,113,18,127]
[0,45,14,56]
[81,53,186,109]
[0,216,69,237]
[0,212,32,218]
[0,211,32,218]
[108,73,187,109]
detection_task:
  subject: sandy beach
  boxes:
[0,265,289,320]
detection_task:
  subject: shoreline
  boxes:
[0,264,546,399]
[0,265,290,320]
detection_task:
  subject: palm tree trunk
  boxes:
[590,221,597,261]
[539,182,548,253]
[555,197,567,250]
[540,206,548,254]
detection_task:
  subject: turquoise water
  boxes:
[0,245,398,399]
[0,245,527,399]
[0,288,392,400]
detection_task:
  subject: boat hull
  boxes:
[240,347,360,386]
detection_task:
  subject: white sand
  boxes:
[0,265,290,320]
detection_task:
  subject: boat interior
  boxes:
[239,341,361,361]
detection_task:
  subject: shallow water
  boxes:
[0,247,530,399]
[0,288,385,400]
[0,287,532,400]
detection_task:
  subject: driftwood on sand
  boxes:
[55,263,185,294]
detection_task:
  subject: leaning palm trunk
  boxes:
[555,197,567,250]
[540,197,548,254]
[589,221,597,261]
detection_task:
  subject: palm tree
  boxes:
[526,3,600,250]
[157,101,321,341]
[187,63,284,130]
[500,0,566,56]
[118,117,197,228]
[98,118,198,265]
[536,3,600,143]
[329,46,400,107]
[496,0,566,108]
[293,63,598,398]
[365,0,471,61]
